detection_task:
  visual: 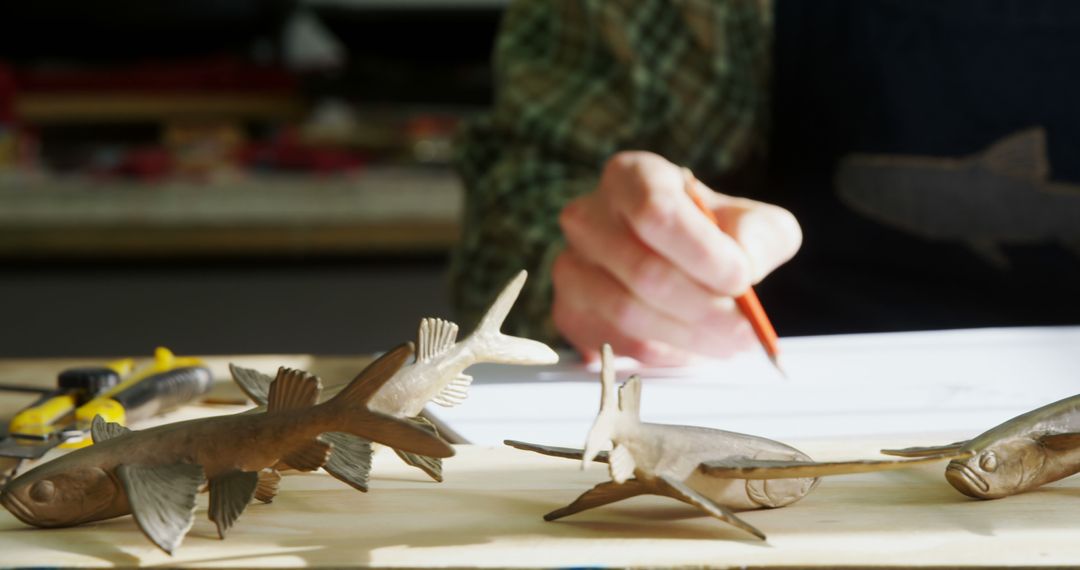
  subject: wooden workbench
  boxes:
[1,355,1078,568]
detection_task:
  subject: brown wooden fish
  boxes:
[882,393,1080,499]
[508,344,968,540]
[0,344,453,554]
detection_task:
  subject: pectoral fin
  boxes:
[503,440,610,463]
[655,475,766,540]
[255,468,282,503]
[432,373,472,408]
[208,471,259,539]
[117,463,205,555]
[283,440,332,472]
[1038,432,1080,451]
[698,452,970,480]
[544,479,649,521]
[319,432,373,491]
[91,415,131,443]
[227,364,273,406]
[392,416,444,482]
[880,441,969,457]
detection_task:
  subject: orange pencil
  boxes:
[682,168,786,376]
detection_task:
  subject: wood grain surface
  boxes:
[1,356,1077,568]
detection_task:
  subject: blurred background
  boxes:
[2,0,1078,358]
[0,0,501,357]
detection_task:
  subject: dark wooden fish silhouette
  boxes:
[836,127,1080,266]
[507,345,968,540]
[0,344,453,554]
[882,393,1080,499]
[230,270,559,487]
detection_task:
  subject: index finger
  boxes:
[601,153,752,296]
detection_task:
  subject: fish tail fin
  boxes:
[583,344,622,466]
[466,270,559,366]
[324,343,454,459]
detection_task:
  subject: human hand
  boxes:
[552,151,802,366]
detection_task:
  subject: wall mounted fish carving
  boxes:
[0,344,452,554]
[231,269,559,487]
[508,345,968,540]
[882,393,1080,499]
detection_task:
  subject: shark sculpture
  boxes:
[507,345,969,540]
[882,393,1080,499]
[230,269,559,488]
[0,344,452,554]
[836,127,1080,267]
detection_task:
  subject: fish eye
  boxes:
[29,480,55,502]
[979,451,998,473]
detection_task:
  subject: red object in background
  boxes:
[237,128,367,175]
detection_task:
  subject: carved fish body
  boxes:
[617,422,817,510]
[837,128,1080,250]
[365,269,559,418]
[509,345,962,540]
[1,346,451,553]
[886,393,1080,499]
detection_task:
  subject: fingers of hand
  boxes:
[551,249,752,363]
[560,193,740,327]
[600,152,752,296]
[700,189,803,284]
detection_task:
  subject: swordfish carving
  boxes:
[507,344,968,540]
[882,393,1080,499]
[230,269,559,487]
[0,345,452,554]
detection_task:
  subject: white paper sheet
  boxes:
[428,326,1080,446]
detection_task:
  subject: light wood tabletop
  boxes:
[1,354,1078,568]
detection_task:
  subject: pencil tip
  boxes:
[769,354,788,379]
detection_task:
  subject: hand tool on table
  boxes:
[0,347,214,480]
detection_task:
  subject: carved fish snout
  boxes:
[945,461,990,498]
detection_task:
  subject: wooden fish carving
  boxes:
[836,127,1080,266]
[231,269,559,485]
[882,393,1080,499]
[508,345,968,540]
[0,344,452,554]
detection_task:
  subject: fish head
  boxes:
[945,438,1046,499]
[1,463,121,527]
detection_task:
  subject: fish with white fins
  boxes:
[230,269,559,487]
[0,345,452,554]
[507,344,969,540]
[882,393,1080,500]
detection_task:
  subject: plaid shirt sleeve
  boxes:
[451,0,772,343]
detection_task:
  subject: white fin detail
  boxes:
[432,374,472,407]
[583,344,618,465]
[608,443,637,484]
[417,318,459,363]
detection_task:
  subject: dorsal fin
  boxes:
[618,375,642,420]
[267,368,321,413]
[583,344,619,465]
[978,127,1049,181]
[91,414,131,443]
[417,318,459,363]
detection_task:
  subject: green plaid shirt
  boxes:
[451,0,772,342]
